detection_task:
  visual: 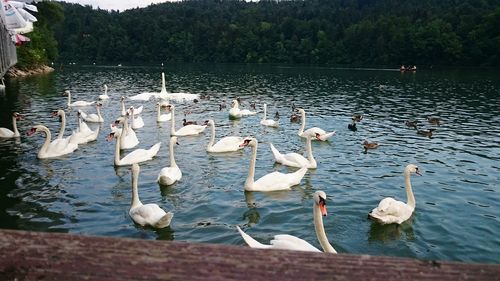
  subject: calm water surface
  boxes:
[0,64,499,264]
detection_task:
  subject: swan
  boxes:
[98,84,109,100]
[127,105,143,116]
[157,136,182,186]
[120,96,127,116]
[26,125,78,159]
[229,99,256,119]
[296,108,336,141]
[166,104,206,136]
[69,111,99,144]
[130,163,173,228]
[111,116,139,149]
[237,190,337,253]
[260,104,279,127]
[106,130,161,166]
[80,103,104,123]
[128,92,156,101]
[129,107,144,129]
[0,112,24,138]
[240,138,307,192]
[369,164,422,224]
[204,119,244,153]
[156,102,171,122]
[270,130,321,169]
[157,72,199,102]
[51,109,79,150]
[64,90,95,107]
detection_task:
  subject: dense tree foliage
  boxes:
[16,2,64,68]
[46,0,500,66]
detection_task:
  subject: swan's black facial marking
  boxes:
[239,139,252,148]
[315,133,321,140]
[415,167,422,176]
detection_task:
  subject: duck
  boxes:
[182,118,197,126]
[98,84,110,100]
[111,116,139,149]
[204,119,244,153]
[352,114,363,122]
[369,164,422,224]
[129,163,173,228]
[347,121,357,131]
[157,136,182,186]
[417,128,436,138]
[405,120,418,129]
[363,140,379,153]
[106,130,161,166]
[64,90,95,107]
[0,112,24,138]
[237,190,337,253]
[427,116,441,125]
[166,104,206,136]
[270,129,320,169]
[296,108,336,141]
[129,106,144,130]
[156,102,171,122]
[26,125,78,159]
[240,137,307,192]
[260,104,279,127]
[79,102,104,123]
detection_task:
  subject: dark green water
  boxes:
[0,64,499,263]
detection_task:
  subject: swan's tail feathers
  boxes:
[155,212,173,228]
[319,131,336,141]
[269,143,282,162]
[294,166,308,179]
[236,226,271,249]
[148,142,162,157]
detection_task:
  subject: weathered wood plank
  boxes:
[0,229,498,281]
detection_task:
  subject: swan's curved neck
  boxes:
[121,99,126,116]
[170,107,176,135]
[299,110,306,135]
[262,105,267,120]
[66,93,71,106]
[114,134,122,166]
[38,127,52,158]
[156,104,161,120]
[131,169,142,208]
[207,122,215,150]
[12,116,19,137]
[96,106,102,119]
[404,171,416,209]
[130,110,136,127]
[245,142,257,189]
[305,136,316,166]
[313,202,337,253]
[161,73,167,93]
[58,112,66,139]
[169,139,177,167]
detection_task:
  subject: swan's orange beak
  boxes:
[26,128,36,136]
[319,200,327,216]
[105,133,114,141]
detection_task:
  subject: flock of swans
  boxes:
[0,73,424,255]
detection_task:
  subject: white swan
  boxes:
[98,84,109,100]
[106,130,161,166]
[369,164,422,224]
[229,99,256,119]
[130,163,173,228]
[156,102,171,122]
[129,107,144,129]
[111,116,139,149]
[240,138,307,192]
[127,105,143,116]
[128,92,156,101]
[64,90,95,107]
[157,136,182,186]
[237,190,337,253]
[204,119,243,153]
[80,103,104,123]
[166,104,206,136]
[260,104,279,127]
[157,72,199,102]
[27,125,78,159]
[69,111,99,144]
[0,112,23,138]
[51,109,78,150]
[270,129,320,169]
[297,108,336,141]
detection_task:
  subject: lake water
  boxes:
[0,64,499,264]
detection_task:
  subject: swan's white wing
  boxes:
[270,143,308,168]
[236,226,272,249]
[271,235,321,252]
[175,125,206,136]
[240,109,256,116]
[229,108,242,118]
[0,128,15,137]
[130,204,171,227]
[260,119,279,127]
[157,166,182,185]
[212,136,243,151]
[253,168,307,191]
[370,197,413,224]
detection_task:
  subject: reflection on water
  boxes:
[0,65,499,263]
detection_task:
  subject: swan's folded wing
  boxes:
[271,235,321,252]
[213,136,243,150]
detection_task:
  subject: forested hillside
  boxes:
[50,0,499,66]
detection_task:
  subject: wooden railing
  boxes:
[0,1,18,78]
[0,229,498,280]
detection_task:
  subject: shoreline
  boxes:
[6,65,54,78]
